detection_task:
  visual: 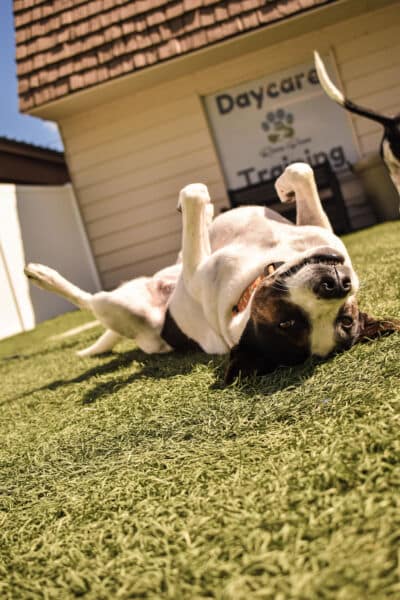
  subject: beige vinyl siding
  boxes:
[62,92,227,288]
[59,3,400,289]
[84,168,224,230]
[105,250,181,288]
[336,16,400,156]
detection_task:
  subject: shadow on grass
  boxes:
[0,338,85,363]
[4,342,327,407]
[2,348,214,406]
[81,352,324,405]
[212,355,320,396]
[80,350,214,404]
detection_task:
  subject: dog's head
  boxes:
[225,247,399,383]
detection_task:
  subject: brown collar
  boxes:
[232,275,263,315]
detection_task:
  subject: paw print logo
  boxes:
[261,109,295,143]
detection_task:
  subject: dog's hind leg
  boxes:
[89,286,172,354]
[25,263,121,356]
[76,329,122,357]
[25,263,175,355]
[275,163,333,231]
[177,183,212,299]
[25,263,92,309]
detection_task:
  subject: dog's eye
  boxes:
[340,316,354,329]
[279,319,296,329]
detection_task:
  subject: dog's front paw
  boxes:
[177,183,210,212]
[275,163,314,203]
[275,172,296,204]
[276,186,296,204]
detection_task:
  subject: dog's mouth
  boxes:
[265,250,345,280]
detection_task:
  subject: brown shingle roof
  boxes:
[14,0,333,112]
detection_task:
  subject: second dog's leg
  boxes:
[275,163,333,231]
[177,183,212,299]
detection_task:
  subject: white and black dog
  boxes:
[314,51,400,197]
[25,163,399,383]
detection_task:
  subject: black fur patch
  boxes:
[161,309,202,352]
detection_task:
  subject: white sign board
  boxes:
[204,59,359,190]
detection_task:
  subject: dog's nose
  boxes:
[314,273,352,299]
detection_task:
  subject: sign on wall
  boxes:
[204,58,359,190]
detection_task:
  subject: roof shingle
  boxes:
[14,0,334,112]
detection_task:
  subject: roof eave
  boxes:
[25,0,386,121]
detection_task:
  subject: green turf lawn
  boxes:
[1,222,400,600]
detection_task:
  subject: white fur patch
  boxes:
[289,287,343,357]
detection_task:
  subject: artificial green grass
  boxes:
[1,222,400,600]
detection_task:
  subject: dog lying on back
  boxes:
[25,163,399,383]
[314,51,400,198]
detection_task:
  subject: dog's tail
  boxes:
[314,51,397,128]
[24,263,92,309]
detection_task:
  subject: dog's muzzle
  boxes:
[265,247,345,278]
[264,248,354,298]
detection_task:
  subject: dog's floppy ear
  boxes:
[356,312,400,343]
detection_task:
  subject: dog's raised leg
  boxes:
[177,183,212,299]
[275,163,333,231]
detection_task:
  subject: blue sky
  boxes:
[0,0,64,150]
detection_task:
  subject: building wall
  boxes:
[59,3,400,290]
